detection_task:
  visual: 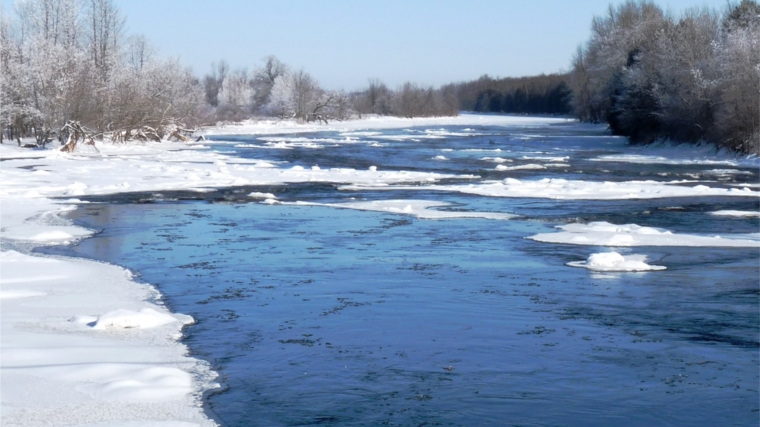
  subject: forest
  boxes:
[568,0,759,153]
[1,0,758,153]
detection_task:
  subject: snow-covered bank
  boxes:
[1,250,216,426]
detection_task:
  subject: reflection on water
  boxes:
[58,122,759,427]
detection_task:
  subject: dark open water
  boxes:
[48,121,759,426]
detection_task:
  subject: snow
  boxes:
[248,191,277,199]
[90,308,190,330]
[289,199,517,220]
[495,163,546,171]
[710,210,760,217]
[567,252,666,272]
[340,178,760,200]
[0,250,217,426]
[529,221,760,247]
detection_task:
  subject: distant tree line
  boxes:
[569,0,760,153]
[444,74,572,115]
[200,61,459,122]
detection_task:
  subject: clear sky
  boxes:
[2,0,733,91]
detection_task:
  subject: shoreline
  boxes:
[38,203,233,427]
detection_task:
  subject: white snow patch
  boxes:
[567,252,666,271]
[481,157,512,163]
[0,290,48,299]
[248,192,277,199]
[710,210,760,218]
[495,163,545,171]
[28,230,76,242]
[90,308,190,330]
[529,221,760,247]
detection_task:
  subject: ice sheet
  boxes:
[340,178,759,200]
[529,221,760,247]
[288,199,517,220]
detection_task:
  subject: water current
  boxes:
[50,120,759,426]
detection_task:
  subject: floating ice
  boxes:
[703,169,753,175]
[495,164,545,171]
[710,210,760,218]
[481,157,512,163]
[290,199,517,220]
[341,178,760,200]
[567,252,666,271]
[248,192,277,199]
[529,221,760,247]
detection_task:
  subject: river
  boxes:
[51,120,759,426]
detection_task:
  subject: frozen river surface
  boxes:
[57,121,758,426]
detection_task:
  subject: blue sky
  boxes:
[2,0,732,90]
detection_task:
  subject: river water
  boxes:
[54,121,758,426]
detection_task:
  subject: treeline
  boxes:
[445,74,572,115]
[0,0,458,148]
[0,0,203,146]
[200,60,458,123]
[569,0,760,153]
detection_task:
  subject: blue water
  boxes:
[54,121,759,426]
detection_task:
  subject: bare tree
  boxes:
[87,0,124,83]
[203,60,228,108]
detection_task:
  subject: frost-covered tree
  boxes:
[569,0,760,153]
[86,0,124,84]
[202,60,228,108]
[124,34,153,72]
[251,55,288,113]
[713,0,760,152]
[267,69,350,123]
[217,68,254,120]
[2,0,204,146]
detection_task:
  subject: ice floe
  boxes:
[567,252,666,271]
[495,164,546,171]
[710,210,760,218]
[591,154,759,167]
[529,221,760,247]
[341,178,759,200]
[481,157,512,163]
[289,199,517,220]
